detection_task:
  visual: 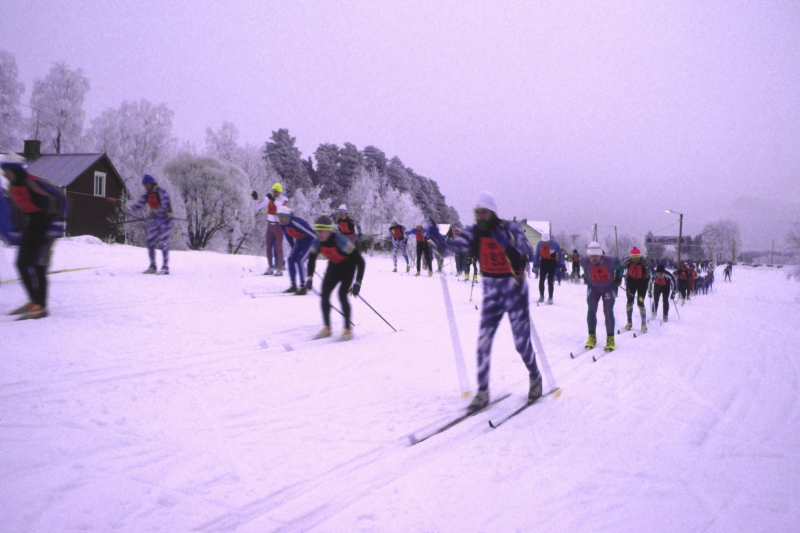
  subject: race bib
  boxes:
[590,265,611,283]
[655,277,666,286]
[540,244,551,260]
[479,237,512,275]
[628,264,643,279]
[320,245,347,264]
[392,228,403,239]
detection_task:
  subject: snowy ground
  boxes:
[1,237,799,533]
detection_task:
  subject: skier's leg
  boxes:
[320,268,338,328]
[338,263,357,329]
[272,225,284,270]
[626,286,635,324]
[476,279,505,391]
[546,264,555,299]
[636,282,647,325]
[506,278,539,378]
[586,287,602,335]
[157,218,172,269]
[602,290,616,336]
[416,241,423,272]
[392,240,399,267]
[265,226,275,268]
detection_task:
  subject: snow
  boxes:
[1,239,799,532]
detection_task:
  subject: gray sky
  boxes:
[3,0,799,249]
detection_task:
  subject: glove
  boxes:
[304,278,313,291]
[350,281,361,297]
[251,191,258,200]
[46,220,66,239]
[267,193,275,201]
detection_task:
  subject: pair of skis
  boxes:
[408,387,561,445]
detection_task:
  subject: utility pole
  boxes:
[666,210,683,265]
[771,239,775,265]
[614,226,619,257]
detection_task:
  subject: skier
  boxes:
[570,249,581,282]
[277,205,316,295]
[675,262,691,302]
[252,183,288,276]
[621,247,652,333]
[723,262,732,282]
[648,265,676,321]
[533,233,563,304]
[464,247,479,283]
[304,215,366,340]
[335,204,361,245]
[1,160,67,319]
[388,219,410,273]
[452,227,467,276]
[406,223,433,277]
[129,174,174,275]
[426,192,542,412]
[580,242,624,352]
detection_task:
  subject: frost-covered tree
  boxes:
[700,220,742,263]
[85,99,175,193]
[363,145,387,175]
[386,156,410,193]
[29,61,90,153]
[263,128,311,194]
[205,121,239,163]
[337,142,362,195]
[164,154,252,251]
[0,51,25,152]
[290,185,332,223]
[314,143,342,202]
[786,221,800,281]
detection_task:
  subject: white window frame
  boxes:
[94,171,106,197]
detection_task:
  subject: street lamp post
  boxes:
[666,209,684,265]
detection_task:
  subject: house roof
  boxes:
[26,154,105,187]
[525,220,550,236]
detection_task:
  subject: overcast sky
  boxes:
[3,0,799,249]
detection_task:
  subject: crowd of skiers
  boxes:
[0,164,722,415]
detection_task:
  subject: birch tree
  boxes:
[0,50,24,152]
[29,61,90,153]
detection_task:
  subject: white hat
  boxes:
[587,241,602,255]
[474,192,498,214]
[542,233,550,242]
[338,204,347,211]
[277,204,291,216]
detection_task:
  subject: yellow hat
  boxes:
[272,183,283,193]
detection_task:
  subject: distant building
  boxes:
[518,219,550,248]
[20,140,127,242]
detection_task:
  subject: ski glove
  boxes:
[304,279,313,291]
[267,193,275,201]
[251,191,258,200]
[350,281,361,297]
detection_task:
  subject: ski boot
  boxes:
[640,325,648,334]
[547,298,554,305]
[537,296,545,304]
[157,266,169,275]
[341,328,352,341]
[528,373,543,403]
[294,286,308,296]
[464,273,469,282]
[624,322,632,331]
[585,334,597,349]
[313,326,331,339]
[274,269,283,277]
[283,285,298,293]
[17,303,48,320]
[467,389,490,414]
[428,270,433,277]
[392,267,397,273]
[472,274,478,283]
[604,336,616,352]
[264,267,274,275]
[143,265,157,274]
[406,265,410,273]
[663,315,668,323]
[415,271,421,277]
[8,301,35,315]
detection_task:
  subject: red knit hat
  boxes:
[630,247,642,257]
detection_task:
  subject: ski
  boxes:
[592,347,615,362]
[408,393,511,446]
[570,346,594,359]
[488,388,561,429]
[633,330,647,338]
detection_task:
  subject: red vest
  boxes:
[320,244,347,264]
[479,237,513,276]
[590,265,611,283]
[627,263,643,279]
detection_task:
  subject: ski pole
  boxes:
[529,316,561,398]
[355,294,397,332]
[310,287,356,327]
[469,274,476,302]
[439,271,471,397]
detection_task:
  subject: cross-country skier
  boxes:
[129,174,174,275]
[388,219,410,273]
[648,265,676,321]
[406,223,433,277]
[277,205,316,295]
[1,160,67,319]
[570,249,581,282]
[533,233,563,304]
[723,262,732,282]
[464,247,479,282]
[253,183,288,276]
[426,192,542,412]
[305,215,366,340]
[452,227,467,276]
[621,247,652,333]
[580,242,624,351]
[336,204,361,245]
[675,262,691,301]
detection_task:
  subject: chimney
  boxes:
[23,140,42,161]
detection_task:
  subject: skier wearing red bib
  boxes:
[278,205,316,295]
[426,192,542,413]
[533,233,563,304]
[305,215,366,340]
[579,242,624,352]
[648,265,676,322]
[620,247,652,333]
[388,220,410,272]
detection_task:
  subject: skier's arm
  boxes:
[252,197,270,212]
[425,222,474,256]
[128,193,147,214]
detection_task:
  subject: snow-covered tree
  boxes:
[290,185,332,223]
[700,220,742,263]
[164,154,252,251]
[786,221,800,281]
[28,61,90,153]
[0,50,24,152]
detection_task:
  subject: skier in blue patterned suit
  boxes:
[388,219,410,273]
[305,215,366,340]
[129,174,173,274]
[277,204,316,295]
[426,192,542,412]
[580,242,625,352]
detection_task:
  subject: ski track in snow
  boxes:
[1,239,799,532]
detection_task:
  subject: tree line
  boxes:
[0,54,460,254]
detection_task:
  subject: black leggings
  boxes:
[653,283,671,317]
[321,262,356,329]
[17,215,53,307]
[538,260,556,298]
[416,240,432,272]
